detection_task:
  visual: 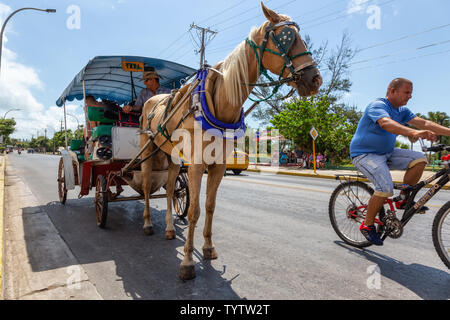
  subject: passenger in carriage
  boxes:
[85,95,105,131]
[122,69,171,114]
[84,95,105,159]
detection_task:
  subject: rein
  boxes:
[245,20,316,102]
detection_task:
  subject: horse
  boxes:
[139,2,323,280]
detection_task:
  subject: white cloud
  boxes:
[12,104,84,140]
[0,4,83,140]
[347,0,372,15]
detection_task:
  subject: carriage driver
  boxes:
[350,77,450,246]
[122,69,171,113]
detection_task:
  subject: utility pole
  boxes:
[189,23,217,69]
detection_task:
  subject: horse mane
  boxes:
[222,39,251,107]
[221,15,292,106]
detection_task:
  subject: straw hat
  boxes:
[141,70,162,81]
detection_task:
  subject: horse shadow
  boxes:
[334,241,450,300]
[20,197,242,300]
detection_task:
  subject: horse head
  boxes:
[251,2,323,97]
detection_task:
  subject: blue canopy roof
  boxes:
[56,56,196,107]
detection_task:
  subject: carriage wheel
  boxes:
[95,175,108,228]
[57,157,67,205]
[173,172,189,218]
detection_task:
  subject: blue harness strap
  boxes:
[192,69,246,139]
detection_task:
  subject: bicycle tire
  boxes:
[432,201,450,269]
[329,181,385,248]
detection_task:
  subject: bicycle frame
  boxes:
[399,163,450,227]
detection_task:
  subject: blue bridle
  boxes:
[192,69,246,139]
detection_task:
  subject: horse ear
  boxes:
[261,1,282,24]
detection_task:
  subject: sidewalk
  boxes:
[0,155,102,300]
[246,163,450,189]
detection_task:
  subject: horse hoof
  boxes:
[143,226,154,236]
[179,265,196,280]
[203,247,218,260]
[165,230,176,240]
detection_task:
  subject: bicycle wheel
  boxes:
[432,201,450,269]
[329,181,385,248]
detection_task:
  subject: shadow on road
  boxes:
[21,197,242,300]
[334,241,449,300]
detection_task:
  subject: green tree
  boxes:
[52,130,74,149]
[74,125,84,140]
[415,111,450,159]
[270,96,357,163]
[0,118,16,144]
[395,140,409,150]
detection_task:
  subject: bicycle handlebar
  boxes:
[424,144,450,152]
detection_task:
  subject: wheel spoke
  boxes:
[329,181,377,247]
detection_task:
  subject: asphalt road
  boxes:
[5,152,450,300]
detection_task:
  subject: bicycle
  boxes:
[328,143,450,269]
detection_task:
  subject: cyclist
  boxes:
[350,78,450,245]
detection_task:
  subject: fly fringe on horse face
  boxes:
[121,78,202,175]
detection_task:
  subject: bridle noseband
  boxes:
[245,20,317,101]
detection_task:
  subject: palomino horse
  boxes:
[139,2,322,280]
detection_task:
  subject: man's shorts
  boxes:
[352,148,427,197]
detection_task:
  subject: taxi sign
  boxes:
[310,127,319,140]
[121,61,145,72]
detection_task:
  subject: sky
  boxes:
[0,0,449,141]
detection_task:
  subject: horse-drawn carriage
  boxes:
[55,3,322,280]
[55,55,196,228]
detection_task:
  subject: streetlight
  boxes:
[67,113,80,130]
[0,8,56,75]
[2,108,21,119]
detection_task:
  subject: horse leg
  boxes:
[202,163,226,260]
[179,164,204,280]
[141,142,154,236]
[164,160,180,240]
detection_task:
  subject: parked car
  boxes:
[226,148,249,175]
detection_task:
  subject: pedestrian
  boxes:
[317,152,324,169]
[295,146,304,167]
[323,151,330,168]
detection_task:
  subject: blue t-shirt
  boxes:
[350,98,416,158]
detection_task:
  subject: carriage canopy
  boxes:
[56,55,196,107]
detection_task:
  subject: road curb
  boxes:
[0,155,5,298]
[246,168,450,190]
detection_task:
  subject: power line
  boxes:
[356,23,450,53]
[218,0,297,33]
[349,38,450,66]
[298,0,376,25]
[164,37,194,60]
[208,0,348,53]
[350,47,450,72]
[157,1,252,58]
[209,0,277,29]
[291,0,348,21]
[156,31,189,57]
[196,0,251,25]
[304,0,396,29]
